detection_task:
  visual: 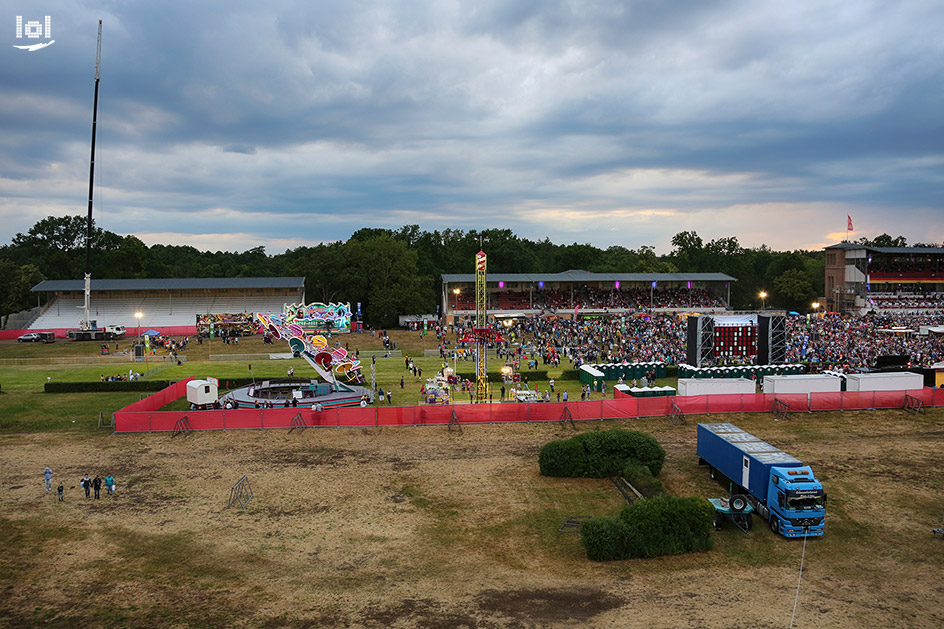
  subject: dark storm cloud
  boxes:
[0,0,942,253]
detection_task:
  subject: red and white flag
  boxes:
[847,215,854,232]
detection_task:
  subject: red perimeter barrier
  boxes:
[114,384,944,433]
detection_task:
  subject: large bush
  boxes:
[580,496,714,561]
[619,496,714,558]
[539,429,665,478]
[580,517,633,561]
[538,438,587,477]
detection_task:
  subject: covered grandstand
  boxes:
[440,270,736,321]
[824,243,944,314]
[16,277,305,338]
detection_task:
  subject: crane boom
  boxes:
[81,20,102,330]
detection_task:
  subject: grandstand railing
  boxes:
[115,384,944,432]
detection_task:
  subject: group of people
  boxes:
[43,466,115,501]
[785,313,943,369]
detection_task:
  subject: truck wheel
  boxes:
[770,518,780,535]
[709,467,717,480]
[730,494,748,513]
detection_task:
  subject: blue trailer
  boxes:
[697,423,825,538]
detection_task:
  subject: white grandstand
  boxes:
[28,278,305,334]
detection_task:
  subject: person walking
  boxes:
[400,376,404,389]
[92,476,102,499]
[549,378,555,392]
[386,391,392,405]
[57,483,64,501]
[105,475,115,495]
[43,466,52,492]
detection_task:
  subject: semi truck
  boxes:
[697,422,825,538]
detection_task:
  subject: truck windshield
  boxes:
[786,493,824,510]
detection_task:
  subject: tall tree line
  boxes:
[0,215,919,327]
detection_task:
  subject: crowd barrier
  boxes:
[114,381,944,433]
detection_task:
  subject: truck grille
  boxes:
[790,517,823,527]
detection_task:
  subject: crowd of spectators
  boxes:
[867,258,941,275]
[443,310,944,372]
[451,287,726,312]
[867,292,944,312]
[785,313,943,369]
[484,314,689,367]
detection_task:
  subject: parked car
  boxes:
[17,332,55,343]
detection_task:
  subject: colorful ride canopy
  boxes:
[255,303,363,384]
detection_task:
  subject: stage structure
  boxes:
[687,314,784,367]
[255,303,363,386]
[458,251,504,403]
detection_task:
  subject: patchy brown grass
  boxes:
[1,410,943,627]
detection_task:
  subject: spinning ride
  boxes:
[254,303,372,406]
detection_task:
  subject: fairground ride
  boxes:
[458,250,504,403]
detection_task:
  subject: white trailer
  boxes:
[763,374,842,395]
[677,378,756,396]
[845,372,923,392]
[186,379,219,406]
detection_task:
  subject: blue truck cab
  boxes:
[697,423,825,538]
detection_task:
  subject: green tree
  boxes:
[0,261,45,321]
[772,268,816,311]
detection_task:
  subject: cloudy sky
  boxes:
[2,0,942,255]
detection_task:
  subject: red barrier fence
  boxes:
[114,384,944,433]
[0,325,199,340]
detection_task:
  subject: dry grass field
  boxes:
[2,407,943,628]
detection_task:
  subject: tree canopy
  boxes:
[0,215,857,326]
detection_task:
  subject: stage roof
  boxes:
[440,271,737,283]
[31,277,306,292]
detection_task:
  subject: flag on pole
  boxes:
[847,215,854,232]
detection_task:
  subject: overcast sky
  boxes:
[2,1,942,255]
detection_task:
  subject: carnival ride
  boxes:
[457,251,505,403]
[251,302,372,407]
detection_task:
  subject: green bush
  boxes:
[577,429,666,477]
[622,462,665,498]
[618,496,714,558]
[580,517,633,561]
[581,496,714,561]
[539,429,666,479]
[538,438,588,477]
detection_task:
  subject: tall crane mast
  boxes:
[80,20,102,330]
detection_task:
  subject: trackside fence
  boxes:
[113,383,944,433]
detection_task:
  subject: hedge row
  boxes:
[456,371,554,383]
[581,496,714,561]
[45,381,178,393]
[538,429,666,478]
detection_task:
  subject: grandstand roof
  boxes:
[440,271,736,283]
[825,243,944,254]
[31,277,306,292]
